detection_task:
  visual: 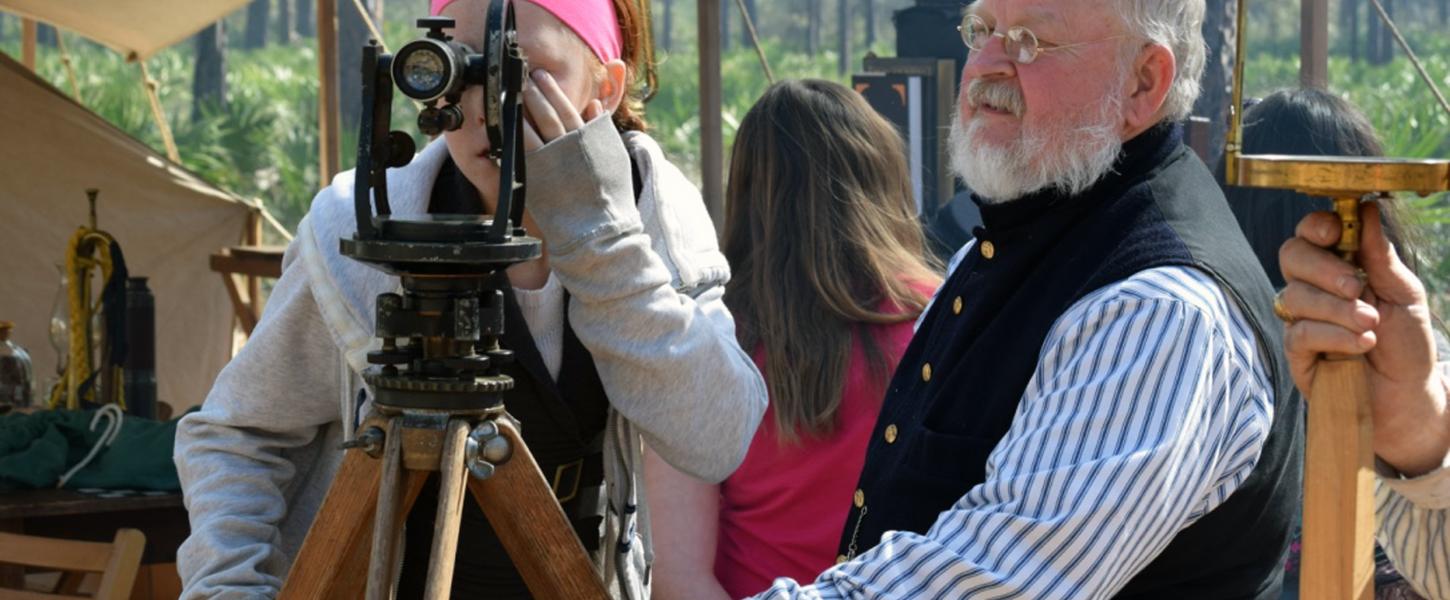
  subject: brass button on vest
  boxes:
[836,554,849,565]
[981,240,996,259]
[884,424,898,444]
[853,488,865,508]
[952,296,963,315]
[921,362,932,382]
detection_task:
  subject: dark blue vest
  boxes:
[838,124,1302,599]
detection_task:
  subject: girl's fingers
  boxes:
[532,70,585,131]
[522,81,565,142]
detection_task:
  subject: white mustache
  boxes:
[966,79,1026,118]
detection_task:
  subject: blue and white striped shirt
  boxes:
[754,260,1275,599]
[1376,363,1450,600]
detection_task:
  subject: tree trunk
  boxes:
[1343,0,1359,62]
[720,0,731,52]
[864,0,875,48]
[807,0,821,56]
[837,0,850,76]
[192,21,228,122]
[297,0,316,37]
[1191,0,1234,174]
[339,0,373,132]
[739,0,757,49]
[36,23,57,47]
[660,0,673,51]
[245,0,271,49]
[1368,0,1394,65]
[278,0,296,44]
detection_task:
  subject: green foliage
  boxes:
[648,37,849,185]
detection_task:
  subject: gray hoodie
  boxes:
[173,117,767,599]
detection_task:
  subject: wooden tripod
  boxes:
[277,407,609,600]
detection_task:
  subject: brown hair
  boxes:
[607,0,656,132]
[723,79,941,441]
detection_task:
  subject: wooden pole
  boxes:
[318,0,342,185]
[699,0,724,237]
[21,18,36,70]
[1300,197,1378,600]
[1301,0,1329,88]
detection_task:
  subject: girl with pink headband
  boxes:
[172,1,765,599]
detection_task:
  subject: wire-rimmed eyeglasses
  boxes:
[957,13,1129,65]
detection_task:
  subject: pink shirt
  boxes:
[714,318,918,598]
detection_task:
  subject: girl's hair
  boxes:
[1226,88,1426,284]
[722,79,940,441]
[606,0,656,132]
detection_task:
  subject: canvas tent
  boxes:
[0,0,248,60]
[0,51,256,413]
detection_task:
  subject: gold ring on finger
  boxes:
[1273,290,1295,323]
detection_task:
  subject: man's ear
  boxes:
[1121,43,1176,137]
[597,59,629,114]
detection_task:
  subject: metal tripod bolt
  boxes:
[340,426,386,458]
[464,421,513,480]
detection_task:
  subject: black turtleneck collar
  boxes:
[972,121,1184,233]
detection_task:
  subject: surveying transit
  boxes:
[276,1,609,598]
[1223,0,1450,597]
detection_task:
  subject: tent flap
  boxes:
[1,0,249,60]
[0,51,253,413]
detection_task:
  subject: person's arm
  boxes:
[1279,202,1450,475]
[523,107,766,483]
[753,268,1273,599]
[643,446,732,600]
[173,228,346,599]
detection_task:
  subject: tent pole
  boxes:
[1301,0,1329,88]
[318,0,341,185]
[21,18,36,70]
[698,0,723,238]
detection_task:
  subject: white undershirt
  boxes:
[511,271,565,381]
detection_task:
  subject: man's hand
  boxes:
[1279,201,1450,476]
[521,69,604,151]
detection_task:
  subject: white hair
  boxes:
[950,74,1126,203]
[1113,0,1207,121]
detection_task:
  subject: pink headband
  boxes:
[430,0,622,64]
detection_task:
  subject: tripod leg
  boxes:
[422,420,471,600]
[366,418,405,600]
[280,445,383,599]
[467,418,609,600]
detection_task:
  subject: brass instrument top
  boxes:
[1234,154,1450,197]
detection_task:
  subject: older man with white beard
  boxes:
[753,0,1300,598]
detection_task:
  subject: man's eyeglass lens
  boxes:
[959,14,1041,65]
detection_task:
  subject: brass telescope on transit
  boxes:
[1223,1,1450,597]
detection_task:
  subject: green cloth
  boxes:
[0,408,180,491]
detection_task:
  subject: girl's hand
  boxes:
[521,69,604,151]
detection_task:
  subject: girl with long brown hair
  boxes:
[646,79,941,599]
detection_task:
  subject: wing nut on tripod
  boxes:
[339,425,386,458]
[465,421,513,480]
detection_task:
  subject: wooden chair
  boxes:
[0,529,145,600]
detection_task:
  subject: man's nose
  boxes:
[960,33,1016,85]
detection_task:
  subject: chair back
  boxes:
[0,529,146,600]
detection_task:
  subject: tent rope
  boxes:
[135,59,181,163]
[350,0,389,54]
[734,0,774,84]
[56,30,81,101]
[1368,0,1450,120]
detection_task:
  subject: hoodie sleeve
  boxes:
[523,116,767,484]
[173,226,345,599]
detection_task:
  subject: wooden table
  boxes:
[0,489,189,598]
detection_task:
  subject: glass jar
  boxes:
[0,321,34,409]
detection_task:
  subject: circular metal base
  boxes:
[341,215,543,276]
[365,368,512,412]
